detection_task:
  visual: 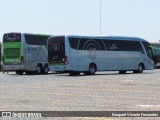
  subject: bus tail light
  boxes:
[21,56,24,64]
[63,56,68,65]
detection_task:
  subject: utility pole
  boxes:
[100,0,102,35]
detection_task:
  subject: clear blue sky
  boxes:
[0,0,160,42]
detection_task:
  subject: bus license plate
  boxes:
[10,66,15,69]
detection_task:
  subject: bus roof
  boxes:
[23,33,51,36]
[49,35,149,42]
[4,32,51,36]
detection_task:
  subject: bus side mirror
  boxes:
[139,51,145,54]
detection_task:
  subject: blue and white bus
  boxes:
[48,35,154,75]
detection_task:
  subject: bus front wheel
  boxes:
[88,64,97,75]
[133,64,144,73]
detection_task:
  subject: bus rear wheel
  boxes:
[43,64,49,74]
[88,64,97,75]
[36,65,42,74]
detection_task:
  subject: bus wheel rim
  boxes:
[90,65,95,74]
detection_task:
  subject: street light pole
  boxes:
[100,0,102,35]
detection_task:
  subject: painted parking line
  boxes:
[137,105,160,108]
[0,90,160,102]
[1,84,160,95]
[0,97,117,108]
[0,97,144,110]
[1,96,159,111]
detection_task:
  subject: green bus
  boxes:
[151,43,160,68]
[2,33,51,74]
[0,42,1,71]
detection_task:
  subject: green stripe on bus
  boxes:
[3,42,21,48]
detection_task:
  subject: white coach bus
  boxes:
[48,35,154,75]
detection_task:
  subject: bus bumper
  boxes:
[146,61,154,70]
[49,65,69,72]
[3,65,25,71]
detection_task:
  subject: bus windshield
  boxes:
[48,36,65,66]
[3,33,21,42]
[142,41,153,59]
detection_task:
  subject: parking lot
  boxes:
[0,69,160,119]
